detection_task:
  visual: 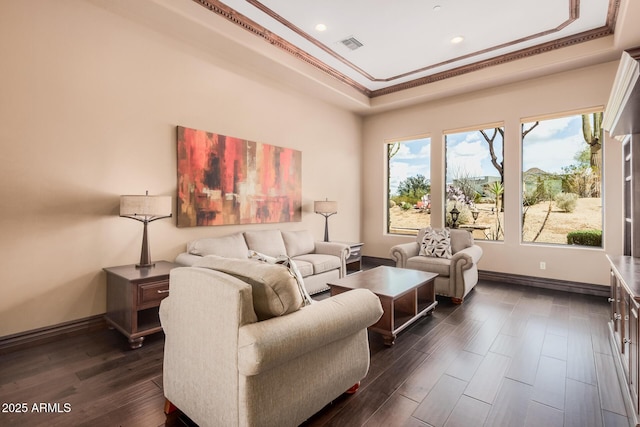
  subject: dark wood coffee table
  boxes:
[328,266,438,346]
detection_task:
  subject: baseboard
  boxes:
[0,314,107,355]
[479,270,609,297]
[363,256,609,297]
[0,266,607,355]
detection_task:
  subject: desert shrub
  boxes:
[562,166,601,198]
[567,229,602,247]
[451,174,480,205]
[535,176,562,201]
[522,189,542,207]
[554,192,578,213]
[392,195,418,206]
[400,202,412,210]
[447,185,473,206]
[396,175,430,204]
[479,196,495,204]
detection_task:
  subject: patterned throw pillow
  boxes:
[419,227,452,259]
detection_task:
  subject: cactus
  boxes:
[581,112,603,171]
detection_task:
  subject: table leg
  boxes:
[128,337,144,349]
[383,333,396,346]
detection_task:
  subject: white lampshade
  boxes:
[120,195,172,217]
[314,200,338,214]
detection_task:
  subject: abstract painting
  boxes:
[176,126,302,227]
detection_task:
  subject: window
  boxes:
[445,125,505,241]
[387,137,431,235]
[521,111,603,246]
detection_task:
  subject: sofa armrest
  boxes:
[390,242,420,267]
[451,245,483,269]
[314,241,350,277]
[450,244,483,298]
[174,252,203,266]
[237,289,383,376]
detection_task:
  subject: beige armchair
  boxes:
[160,260,383,427]
[390,228,483,303]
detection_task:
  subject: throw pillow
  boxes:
[249,251,314,306]
[281,230,315,257]
[187,233,249,259]
[419,227,452,259]
[193,255,303,320]
[243,230,288,258]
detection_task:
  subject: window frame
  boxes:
[519,108,604,248]
[443,122,505,241]
[385,134,431,236]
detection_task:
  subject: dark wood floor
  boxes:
[0,280,630,427]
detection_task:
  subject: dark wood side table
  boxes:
[103,261,180,349]
[342,242,364,273]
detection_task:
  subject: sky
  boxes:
[445,128,504,182]
[388,137,430,195]
[388,115,592,196]
[521,115,588,174]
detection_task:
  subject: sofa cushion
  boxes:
[406,256,451,277]
[290,259,313,277]
[187,233,249,259]
[193,255,303,321]
[419,227,452,259]
[450,229,474,254]
[293,254,341,275]
[282,230,315,257]
[244,230,287,258]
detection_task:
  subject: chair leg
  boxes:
[164,399,178,415]
[346,382,360,394]
[451,297,463,305]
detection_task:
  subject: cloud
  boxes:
[388,139,431,194]
[447,137,486,178]
[522,115,586,173]
[389,161,430,195]
[523,134,584,173]
[392,139,430,160]
[522,116,574,140]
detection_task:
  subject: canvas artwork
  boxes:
[176,126,302,227]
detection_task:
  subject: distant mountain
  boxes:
[523,167,548,177]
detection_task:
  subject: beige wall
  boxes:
[363,61,623,287]
[0,0,362,336]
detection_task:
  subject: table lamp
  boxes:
[120,191,172,268]
[314,199,338,242]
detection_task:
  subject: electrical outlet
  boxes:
[540,261,546,270]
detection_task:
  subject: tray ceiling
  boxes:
[193,0,620,97]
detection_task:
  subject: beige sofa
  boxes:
[390,228,483,303]
[160,256,383,427]
[175,229,349,294]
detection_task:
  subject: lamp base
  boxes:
[136,221,154,269]
[135,262,155,269]
[323,216,330,242]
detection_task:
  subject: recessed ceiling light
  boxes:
[451,36,464,44]
[433,5,442,11]
[315,23,327,32]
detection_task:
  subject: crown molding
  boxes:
[191,0,621,99]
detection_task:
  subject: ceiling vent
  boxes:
[340,36,363,51]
